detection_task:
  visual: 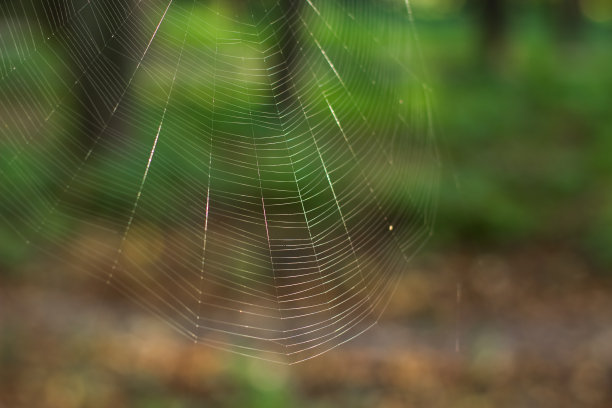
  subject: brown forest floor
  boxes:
[1,247,611,408]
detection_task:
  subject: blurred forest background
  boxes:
[1,0,612,407]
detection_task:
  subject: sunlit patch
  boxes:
[410,0,466,16]
[580,0,612,23]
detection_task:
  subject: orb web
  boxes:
[0,0,439,363]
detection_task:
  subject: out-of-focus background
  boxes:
[1,0,612,407]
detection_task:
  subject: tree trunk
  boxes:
[25,0,131,149]
[475,0,508,69]
[275,0,302,108]
[558,0,583,42]
[73,1,132,148]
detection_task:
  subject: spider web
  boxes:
[0,0,439,364]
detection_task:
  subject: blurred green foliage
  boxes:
[1,4,612,408]
[418,7,612,270]
[1,2,611,273]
